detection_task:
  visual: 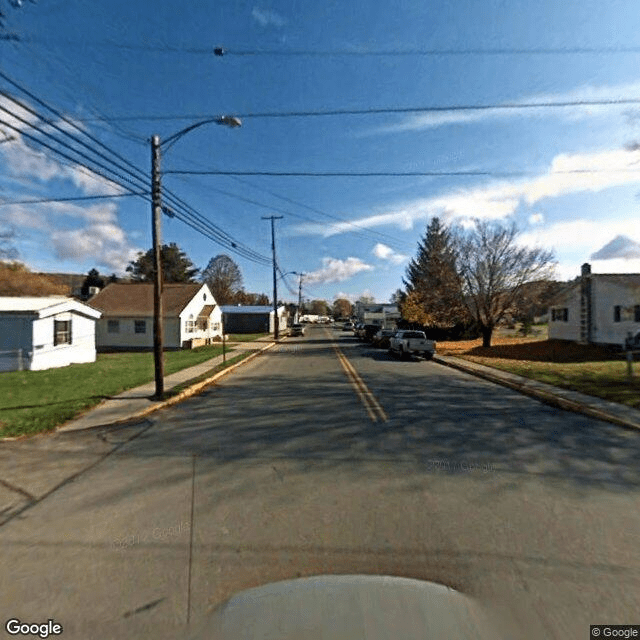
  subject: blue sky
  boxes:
[1,0,640,304]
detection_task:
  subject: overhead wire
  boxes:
[0,73,272,265]
[12,37,640,57]
[71,97,640,123]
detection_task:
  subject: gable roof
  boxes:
[88,283,205,318]
[0,296,102,319]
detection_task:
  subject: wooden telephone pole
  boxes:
[262,216,283,339]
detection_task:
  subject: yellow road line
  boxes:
[328,330,388,422]
[339,350,389,422]
[334,346,378,422]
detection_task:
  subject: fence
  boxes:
[0,349,29,372]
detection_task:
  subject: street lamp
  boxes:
[150,116,241,399]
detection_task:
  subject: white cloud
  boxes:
[252,7,287,27]
[304,257,373,284]
[293,146,640,238]
[51,222,139,272]
[367,79,640,134]
[372,242,408,264]
[334,289,376,303]
[0,96,125,197]
[529,212,544,225]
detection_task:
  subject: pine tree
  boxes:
[401,217,467,327]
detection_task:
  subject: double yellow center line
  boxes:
[332,341,388,423]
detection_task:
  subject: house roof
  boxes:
[0,296,102,319]
[197,305,216,319]
[88,283,205,318]
[220,305,285,315]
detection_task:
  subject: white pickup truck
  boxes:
[389,330,436,360]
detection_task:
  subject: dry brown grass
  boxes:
[437,333,640,409]
[0,262,70,296]
[438,335,621,363]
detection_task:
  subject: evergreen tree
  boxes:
[126,243,199,283]
[401,217,467,327]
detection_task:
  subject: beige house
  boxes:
[549,263,640,346]
[89,283,222,350]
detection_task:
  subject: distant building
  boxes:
[0,296,101,371]
[548,263,640,346]
[220,305,288,334]
[353,302,401,328]
[89,283,221,350]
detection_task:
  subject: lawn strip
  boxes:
[0,346,227,438]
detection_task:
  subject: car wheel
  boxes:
[423,352,433,361]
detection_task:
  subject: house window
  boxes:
[108,320,120,333]
[614,306,621,322]
[213,322,220,331]
[197,318,208,331]
[186,315,195,333]
[635,305,640,322]
[134,320,146,334]
[551,308,568,322]
[54,319,72,346]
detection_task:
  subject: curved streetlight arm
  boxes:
[161,115,242,152]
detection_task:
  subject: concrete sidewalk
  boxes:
[58,339,275,433]
[434,353,640,431]
[0,339,276,525]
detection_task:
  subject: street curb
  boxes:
[55,341,278,432]
[433,355,640,432]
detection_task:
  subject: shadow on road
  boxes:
[109,362,640,496]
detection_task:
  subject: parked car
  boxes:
[372,329,396,349]
[343,322,354,331]
[389,330,436,360]
[289,323,305,337]
[361,324,381,342]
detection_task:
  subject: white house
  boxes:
[89,283,222,350]
[549,263,640,346]
[353,302,401,328]
[0,296,102,371]
[220,305,288,334]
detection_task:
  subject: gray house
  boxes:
[548,263,640,346]
[220,305,288,334]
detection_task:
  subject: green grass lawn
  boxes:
[0,345,230,438]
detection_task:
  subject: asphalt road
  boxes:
[2,325,640,639]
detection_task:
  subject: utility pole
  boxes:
[151,135,164,398]
[296,272,306,322]
[262,216,283,339]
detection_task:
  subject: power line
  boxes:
[0,194,140,206]
[13,37,640,57]
[0,73,272,266]
[227,175,411,250]
[166,168,640,177]
[71,97,640,123]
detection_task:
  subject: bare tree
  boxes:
[456,219,555,347]
[201,254,244,305]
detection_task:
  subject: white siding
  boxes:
[592,279,640,345]
[548,286,581,341]
[178,284,222,345]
